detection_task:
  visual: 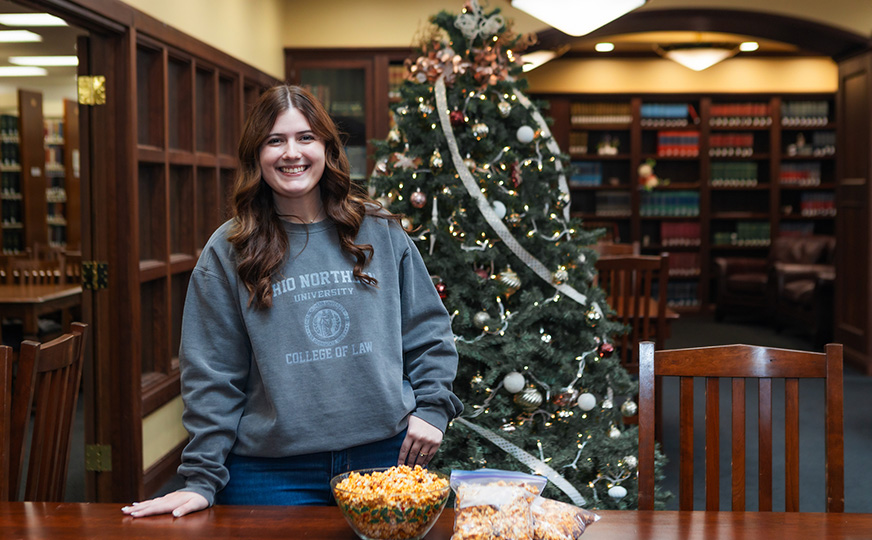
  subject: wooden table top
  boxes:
[2,503,871,539]
[0,284,82,303]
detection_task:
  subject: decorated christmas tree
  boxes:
[369,0,669,509]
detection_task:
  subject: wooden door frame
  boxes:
[19,0,276,503]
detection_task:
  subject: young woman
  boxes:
[123,85,462,517]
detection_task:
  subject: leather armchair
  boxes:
[713,256,771,321]
[714,235,835,325]
[772,236,836,346]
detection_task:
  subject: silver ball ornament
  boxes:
[472,122,490,138]
[503,371,526,394]
[498,101,512,117]
[516,125,535,144]
[576,392,596,411]
[514,387,544,412]
[620,399,638,417]
[623,455,638,469]
[473,311,490,329]
[609,425,621,439]
[608,485,628,500]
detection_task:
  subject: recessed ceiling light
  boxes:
[0,66,48,77]
[595,42,616,52]
[739,41,759,52]
[0,30,42,43]
[0,13,67,26]
[9,55,78,66]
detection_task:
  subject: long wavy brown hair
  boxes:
[228,85,387,309]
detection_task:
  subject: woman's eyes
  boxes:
[266,134,316,145]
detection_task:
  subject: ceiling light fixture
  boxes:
[739,41,759,52]
[656,43,738,72]
[595,42,615,53]
[9,55,78,66]
[511,0,646,37]
[0,13,67,26]
[0,66,48,77]
[0,30,42,42]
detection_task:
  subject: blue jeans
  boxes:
[216,430,406,506]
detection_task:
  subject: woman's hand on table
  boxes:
[122,490,208,518]
[398,415,443,468]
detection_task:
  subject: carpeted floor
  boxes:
[62,313,871,512]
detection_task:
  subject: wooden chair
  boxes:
[595,253,669,372]
[0,345,11,502]
[637,341,844,512]
[8,322,88,501]
[594,241,640,257]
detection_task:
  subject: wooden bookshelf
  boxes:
[540,93,837,312]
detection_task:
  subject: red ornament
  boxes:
[435,282,448,299]
[510,161,522,188]
[599,342,615,358]
[450,110,465,126]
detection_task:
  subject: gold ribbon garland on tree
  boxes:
[434,76,588,306]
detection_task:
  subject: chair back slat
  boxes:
[9,322,87,501]
[638,341,844,513]
[0,345,11,501]
[785,378,800,511]
[731,379,746,511]
[678,376,694,510]
[758,378,773,511]
[705,377,720,511]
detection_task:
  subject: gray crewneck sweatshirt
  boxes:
[176,215,462,505]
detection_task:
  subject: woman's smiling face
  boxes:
[259,106,326,216]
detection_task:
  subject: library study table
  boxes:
[2,503,871,539]
[0,283,82,342]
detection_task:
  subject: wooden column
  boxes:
[835,50,872,374]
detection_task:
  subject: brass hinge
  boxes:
[81,261,108,290]
[77,75,106,105]
[85,444,112,472]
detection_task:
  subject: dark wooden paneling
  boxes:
[836,53,872,374]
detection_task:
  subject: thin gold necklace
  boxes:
[276,206,324,223]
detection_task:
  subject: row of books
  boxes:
[0,114,19,138]
[593,191,632,217]
[665,281,701,308]
[640,191,700,217]
[797,192,836,216]
[710,162,759,186]
[779,162,821,185]
[785,131,836,157]
[640,103,699,127]
[44,118,64,141]
[656,131,699,157]
[387,64,406,99]
[1,198,22,224]
[660,221,701,246]
[779,222,816,237]
[570,102,633,125]
[1,171,21,193]
[45,146,64,169]
[1,141,20,166]
[47,186,67,203]
[667,252,701,277]
[709,102,771,127]
[781,101,830,126]
[568,131,589,155]
[1,228,24,254]
[569,161,603,186]
[47,201,67,225]
[712,222,771,246]
[708,133,755,157]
